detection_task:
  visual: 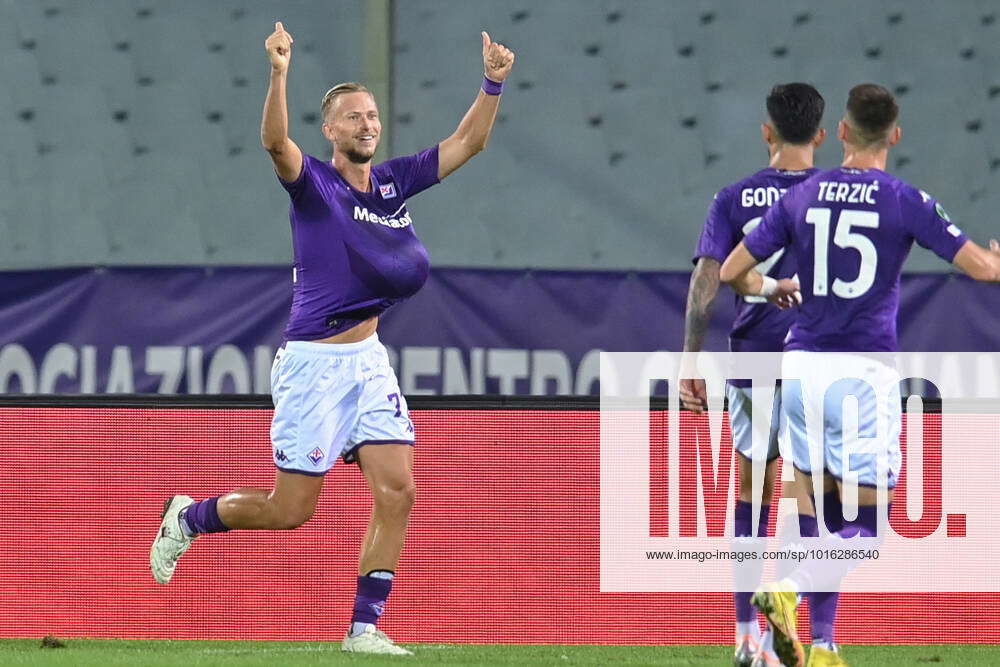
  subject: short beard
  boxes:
[343,146,375,164]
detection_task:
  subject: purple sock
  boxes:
[798,513,818,538]
[839,503,881,538]
[757,502,771,539]
[734,499,771,539]
[351,574,393,628]
[809,502,886,644]
[734,500,770,624]
[821,490,844,533]
[801,507,838,645]
[774,512,817,585]
[180,497,230,535]
[810,590,839,645]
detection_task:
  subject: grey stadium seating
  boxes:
[0,0,997,271]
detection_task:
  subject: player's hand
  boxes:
[266,21,293,72]
[679,377,708,413]
[482,31,514,82]
[768,277,801,310]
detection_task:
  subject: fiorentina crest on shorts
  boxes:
[308,447,324,464]
[379,182,397,199]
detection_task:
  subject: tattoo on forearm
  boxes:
[684,259,721,352]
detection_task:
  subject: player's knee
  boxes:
[372,479,416,513]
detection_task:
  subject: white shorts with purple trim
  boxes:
[727,382,783,463]
[269,334,414,476]
[781,351,902,489]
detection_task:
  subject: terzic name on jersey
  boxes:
[816,181,879,204]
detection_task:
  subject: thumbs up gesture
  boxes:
[482,32,514,82]
[265,21,294,72]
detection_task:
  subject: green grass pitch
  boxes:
[1,640,999,666]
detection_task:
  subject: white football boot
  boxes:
[341,626,413,656]
[149,495,195,584]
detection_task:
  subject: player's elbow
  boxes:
[464,135,488,157]
[455,131,488,157]
[261,135,287,155]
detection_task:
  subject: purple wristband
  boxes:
[482,76,504,95]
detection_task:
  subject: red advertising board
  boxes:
[0,398,996,643]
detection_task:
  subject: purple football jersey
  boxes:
[694,168,818,352]
[279,146,440,341]
[744,168,969,352]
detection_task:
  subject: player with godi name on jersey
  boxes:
[681,82,824,667]
[721,84,1000,667]
[149,21,514,656]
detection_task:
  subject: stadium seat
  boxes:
[198,153,293,265]
[32,154,112,266]
[1,0,999,269]
[2,117,42,184]
[100,174,208,265]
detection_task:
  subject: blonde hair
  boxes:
[320,82,373,122]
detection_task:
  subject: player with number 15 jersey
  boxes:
[722,83,1000,667]
[739,85,972,496]
[744,166,966,353]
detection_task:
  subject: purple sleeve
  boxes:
[744,195,792,260]
[276,153,314,200]
[693,188,737,264]
[383,146,441,199]
[899,186,969,262]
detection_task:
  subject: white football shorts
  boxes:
[269,334,414,475]
[727,382,783,463]
[781,351,902,489]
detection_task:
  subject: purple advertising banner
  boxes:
[0,267,997,395]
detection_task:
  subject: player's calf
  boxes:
[218,489,316,530]
[733,498,770,647]
[732,451,777,655]
[215,471,325,530]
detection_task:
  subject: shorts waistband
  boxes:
[783,349,898,366]
[283,333,380,356]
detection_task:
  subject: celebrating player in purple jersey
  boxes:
[149,21,515,656]
[721,84,1000,667]
[682,83,825,667]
